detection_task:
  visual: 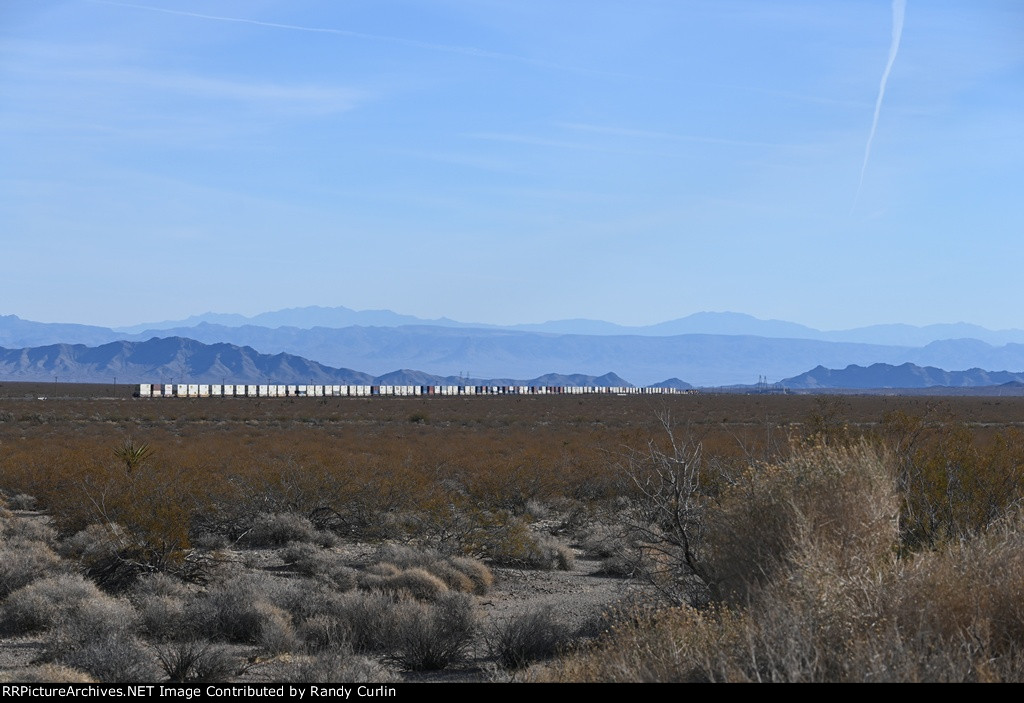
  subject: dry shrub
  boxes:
[129,575,197,642]
[543,605,749,683]
[60,521,200,593]
[156,640,237,683]
[705,440,898,606]
[135,593,191,642]
[448,556,493,595]
[370,544,493,594]
[550,443,1024,683]
[325,591,395,654]
[189,571,299,653]
[47,630,157,683]
[7,493,38,511]
[360,565,450,601]
[484,521,575,571]
[2,514,56,545]
[0,537,65,598]
[0,573,103,635]
[39,589,157,683]
[487,605,570,669]
[386,592,476,671]
[298,614,350,652]
[274,652,400,684]
[243,512,322,548]
[0,664,96,683]
[280,542,357,590]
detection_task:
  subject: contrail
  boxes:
[86,0,622,77]
[852,0,906,214]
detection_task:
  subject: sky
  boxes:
[2,0,1022,331]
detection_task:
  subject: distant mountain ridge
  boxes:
[0,338,646,388]
[781,363,1024,389]
[5,310,1024,386]
[109,308,1024,347]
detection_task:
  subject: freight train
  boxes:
[135,383,694,398]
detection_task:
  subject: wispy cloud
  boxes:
[87,0,625,78]
[79,67,363,113]
[558,122,806,149]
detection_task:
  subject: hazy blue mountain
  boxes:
[8,309,1024,386]
[0,315,121,347]
[781,363,1024,389]
[116,306,473,333]
[650,378,695,390]
[114,307,1024,346]
[0,339,655,387]
[107,324,915,386]
[0,338,374,385]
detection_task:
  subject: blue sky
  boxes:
[2,0,1022,330]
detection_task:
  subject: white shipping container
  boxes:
[187,384,199,397]
[198,385,210,397]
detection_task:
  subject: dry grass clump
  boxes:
[1,511,56,545]
[42,596,156,683]
[703,440,898,606]
[155,640,238,683]
[386,592,476,671]
[483,522,576,571]
[360,565,450,601]
[548,442,1024,682]
[279,542,358,590]
[273,652,401,683]
[0,573,105,635]
[487,605,570,669]
[0,664,96,683]
[127,572,198,642]
[328,591,398,654]
[188,571,300,653]
[0,536,65,598]
[243,512,326,548]
[359,545,494,598]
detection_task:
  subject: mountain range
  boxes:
[4,308,1024,387]
[0,337,643,388]
[110,308,1024,348]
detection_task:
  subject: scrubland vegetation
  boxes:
[2,389,1024,681]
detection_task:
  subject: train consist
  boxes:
[136,383,695,398]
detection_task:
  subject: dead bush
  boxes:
[328,591,396,654]
[47,630,158,683]
[386,592,476,671]
[156,640,238,683]
[188,572,299,653]
[0,664,96,683]
[487,605,570,669]
[0,573,103,635]
[0,537,65,598]
[2,513,56,545]
[278,542,357,590]
[243,512,322,548]
[447,556,493,595]
[40,591,155,683]
[483,521,575,571]
[274,652,400,684]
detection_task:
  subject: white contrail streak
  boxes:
[852,0,906,214]
[86,0,620,77]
